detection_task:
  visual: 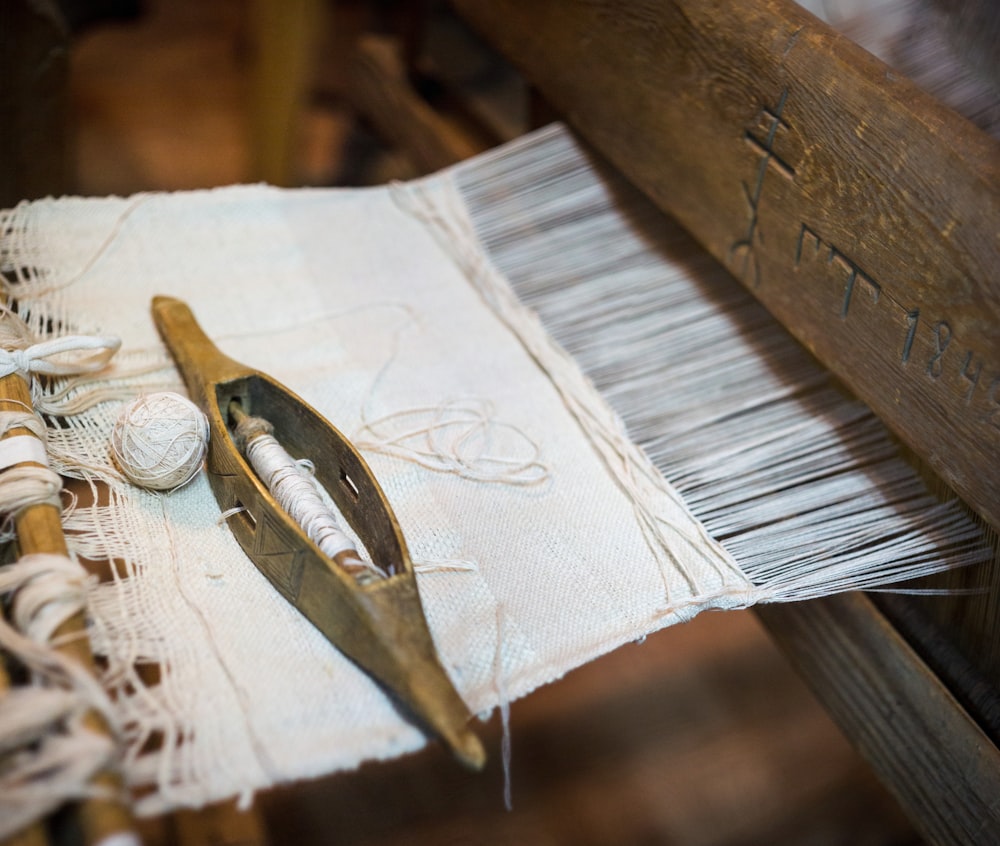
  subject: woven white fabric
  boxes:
[0,175,749,813]
[3,126,985,814]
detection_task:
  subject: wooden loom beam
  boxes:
[756,593,1000,844]
[349,33,487,174]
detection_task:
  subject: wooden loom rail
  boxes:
[451,0,1000,537]
[756,593,1000,845]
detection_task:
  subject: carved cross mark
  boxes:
[730,89,794,287]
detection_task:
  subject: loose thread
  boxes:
[356,397,550,486]
[350,300,550,487]
[412,558,479,575]
[217,504,248,525]
[493,604,513,812]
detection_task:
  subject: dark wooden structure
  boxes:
[0,0,72,206]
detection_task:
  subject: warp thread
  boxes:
[445,124,990,602]
[493,604,514,812]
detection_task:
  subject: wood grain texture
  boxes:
[757,594,1000,846]
[452,0,1000,534]
[349,34,486,173]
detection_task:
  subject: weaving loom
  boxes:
[1,1,998,844]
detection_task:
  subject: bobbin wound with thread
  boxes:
[231,402,273,452]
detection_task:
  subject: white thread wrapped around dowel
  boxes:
[110,392,209,491]
[0,412,64,522]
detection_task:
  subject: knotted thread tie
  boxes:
[0,334,120,381]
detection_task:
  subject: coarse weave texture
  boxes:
[0,125,987,814]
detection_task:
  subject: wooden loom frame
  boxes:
[3,0,999,841]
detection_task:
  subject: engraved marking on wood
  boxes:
[730,89,793,287]
[732,88,1000,462]
[793,224,1000,428]
[902,310,920,364]
[796,224,881,318]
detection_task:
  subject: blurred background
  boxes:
[3,1,931,843]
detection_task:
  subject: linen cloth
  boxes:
[1,171,749,813]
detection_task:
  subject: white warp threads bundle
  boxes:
[0,305,119,512]
[233,414,387,580]
[449,125,991,600]
[111,392,209,491]
[0,305,127,836]
[0,306,120,384]
[0,412,63,526]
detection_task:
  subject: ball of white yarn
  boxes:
[111,392,210,491]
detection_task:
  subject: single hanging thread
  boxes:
[110,392,209,490]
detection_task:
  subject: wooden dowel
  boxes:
[0,372,135,845]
